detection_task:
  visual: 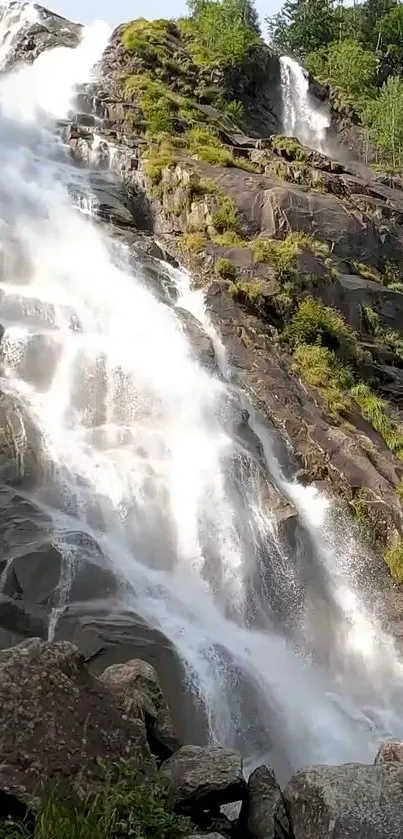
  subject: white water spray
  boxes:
[280,55,330,152]
[0,1,401,778]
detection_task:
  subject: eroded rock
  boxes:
[374,740,403,764]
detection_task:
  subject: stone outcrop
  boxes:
[283,762,403,839]
[99,658,180,759]
[0,639,155,803]
[160,744,246,815]
[240,765,291,839]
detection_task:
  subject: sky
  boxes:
[49,1,277,29]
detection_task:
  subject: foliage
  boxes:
[250,232,328,276]
[224,99,245,122]
[292,343,353,416]
[384,540,403,583]
[183,0,261,67]
[0,762,190,839]
[228,277,266,302]
[145,143,175,184]
[306,38,377,99]
[362,75,403,169]
[212,194,242,233]
[213,230,246,246]
[283,296,361,362]
[270,135,310,162]
[267,0,339,57]
[182,232,207,252]
[185,125,256,170]
[122,18,176,64]
[215,257,237,278]
[351,382,403,457]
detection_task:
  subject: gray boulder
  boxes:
[160,744,246,814]
[283,762,403,839]
[240,765,291,839]
[0,639,155,802]
[99,658,180,759]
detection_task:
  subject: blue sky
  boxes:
[50,1,277,29]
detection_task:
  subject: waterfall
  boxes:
[0,1,402,779]
[280,54,330,152]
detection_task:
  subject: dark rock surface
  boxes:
[160,745,246,814]
[240,765,291,839]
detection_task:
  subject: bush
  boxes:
[182,233,207,252]
[250,233,329,274]
[0,762,190,839]
[224,99,245,123]
[351,383,403,457]
[185,125,256,170]
[145,144,175,184]
[283,296,359,361]
[384,541,403,584]
[212,194,241,233]
[228,278,266,303]
[271,135,310,162]
[213,230,246,246]
[293,343,353,417]
[215,257,236,279]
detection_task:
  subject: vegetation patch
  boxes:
[292,343,353,417]
[212,194,242,234]
[351,383,403,458]
[283,296,362,363]
[182,232,207,253]
[215,257,237,279]
[384,541,403,584]
[145,143,175,185]
[228,278,266,304]
[0,761,190,839]
[270,135,310,162]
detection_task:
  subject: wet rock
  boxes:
[374,740,403,764]
[0,392,45,489]
[0,4,81,72]
[176,308,218,373]
[160,745,246,815]
[0,638,155,801]
[240,765,290,839]
[283,763,403,839]
[99,658,180,760]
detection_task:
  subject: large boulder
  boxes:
[99,658,180,759]
[0,639,155,802]
[240,765,291,839]
[160,745,246,815]
[283,763,403,839]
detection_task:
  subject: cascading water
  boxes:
[280,54,330,152]
[0,0,403,779]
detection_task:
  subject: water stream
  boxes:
[0,1,402,779]
[280,54,330,151]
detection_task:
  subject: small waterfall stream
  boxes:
[280,54,330,151]
[0,1,402,780]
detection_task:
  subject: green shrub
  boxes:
[250,233,329,274]
[351,382,403,457]
[349,489,378,543]
[212,194,241,233]
[384,541,403,583]
[179,0,261,68]
[186,125,256,171]
[292,343,353,417]
[271,135,310,162]
[283,296,359,361]
[225,99,245,122]
[352,260,382,283]
[228,278,266,302]
[182,233,207,253]
[145,144,175,184]
[212,230,246,246]
[215,257,237,279]
[0,762,190,839]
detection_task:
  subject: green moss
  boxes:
[2,760,190,839]
[349,489,379,544]
[384,541,403,583]
[351,383,403,457]
[212,194,242,234]
[185,125,257,171]
[293,343,353,418]
[271,135,310,162]
[215,257,237,279]
[122,18,175,62]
